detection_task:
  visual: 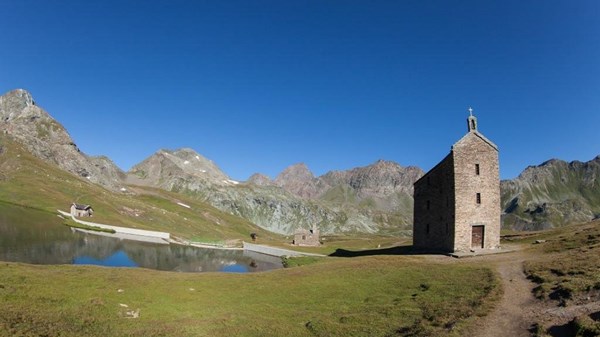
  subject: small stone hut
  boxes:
[413,110,500,253]
[293,224,320,246]
[70,203,94,217]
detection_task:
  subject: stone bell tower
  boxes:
[413,107,500,253]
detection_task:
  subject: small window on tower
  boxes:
[475,164,480,175]
[476,193,481,204]
[426,224,430,235]
[426,200,430,210]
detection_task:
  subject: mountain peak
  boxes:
[171,147,199,155]
[1,89,36,121]
[247,173,273,186]
[502,154,600,230]
[370,159,401,169]
[539,158,563,167]
[157,148,213,162]
[1,89,34,105]
[274,163,321,198]
[127,147,229,187]
[275,163,315,182]
[288,162,310,170]
[0,89,125,190]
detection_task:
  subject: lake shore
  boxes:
[59,210,324,257]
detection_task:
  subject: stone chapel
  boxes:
[413,110,500,253]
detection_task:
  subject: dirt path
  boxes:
[468,250,539,337]
[453,246,600,336]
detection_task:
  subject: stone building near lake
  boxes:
[413,109,500,253]
[293,224,320,246]
[70,203,94,217]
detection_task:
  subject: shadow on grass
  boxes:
[329,245,430,257]
[546,321,574,337]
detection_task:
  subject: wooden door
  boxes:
[471,226,484,249]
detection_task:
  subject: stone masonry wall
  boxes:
[413,153,456,251]
[452,133,501,252]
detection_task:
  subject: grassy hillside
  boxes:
[0,255,499,337]
[525,221,600,302]
[501,158,600,230]
[0,136,280,244]
[319,186,414,235]
[521,220,600,335]
[496,219,600,336]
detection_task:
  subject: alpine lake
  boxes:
[0,202,282,273]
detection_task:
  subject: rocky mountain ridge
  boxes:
[3,88,599,234]
[0,89,125,190]
[127,148,232,188]
[248,160,423,208]
[501,156,600,230]
[273,163,324,199]
[246,173,272,186]
[124,149,410,234]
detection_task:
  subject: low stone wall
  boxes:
[243,242,324,257]
[58,210,170,240]
[243,249,286,265]
[71,227,170,244]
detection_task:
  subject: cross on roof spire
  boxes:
[466,107,478,132]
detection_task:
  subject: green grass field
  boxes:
[505,220,600,336]
[5,217,600,337]
[6,137,600,335]
[0,136,417,252]
[0,137,282,245]
[0,200,501,336]
[0,255,499,337]
[0,137,502,336]
[523,220,600,303]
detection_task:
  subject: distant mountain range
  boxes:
[124,148,423,234]
[0,89,124,190]
[2,88,599,234]
[501,157,600,230]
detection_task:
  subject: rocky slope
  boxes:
[264,156,600,232]
[89,156,127,183]
[250,160,423,207]
[126,149,389,235]
[501,156,600,230]
[231,160,423,234]
[249,160,423,227]
[246,173,273,186]
[127,148,231,188]
[0,135,278,243]
[273,163,329,199]
[320,160,423,210]
[0,89,125,190]
[5,88,599,234]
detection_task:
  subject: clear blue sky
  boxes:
[1,1,599,181]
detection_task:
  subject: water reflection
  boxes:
[74,250,138,268]
[221,264,249,273]
[0,203,282,273]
